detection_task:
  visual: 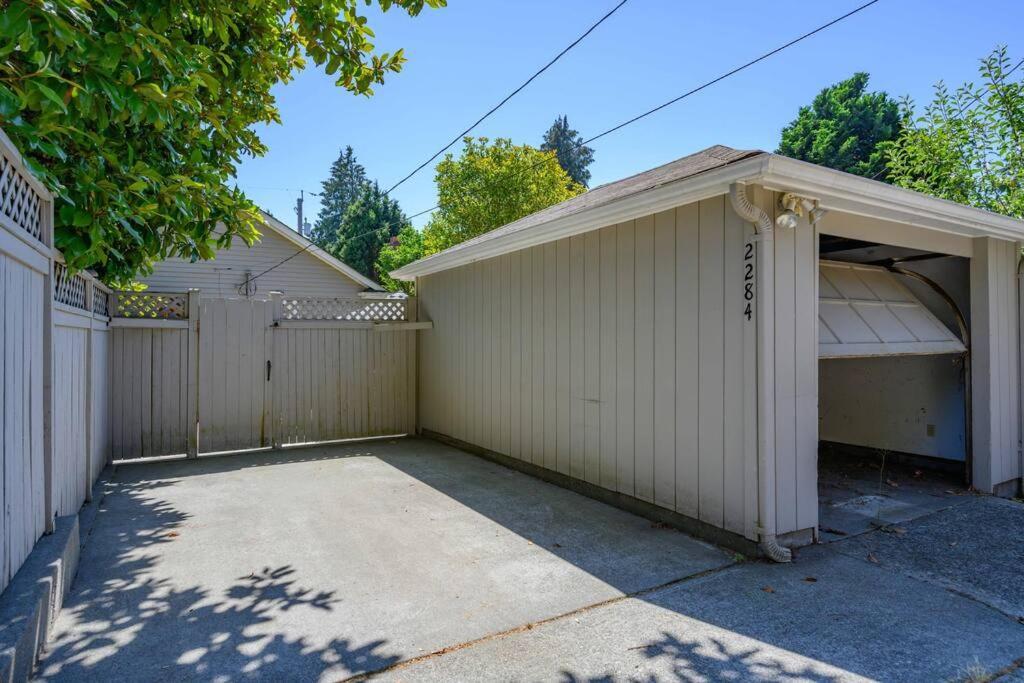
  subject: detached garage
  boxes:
[392,145,1024,560]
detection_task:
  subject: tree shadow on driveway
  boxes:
[37,440,1024,682]
[36,475,400,682]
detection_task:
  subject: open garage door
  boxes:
[818,260,966,359]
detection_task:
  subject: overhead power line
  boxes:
[404,0,883,221]
[241,0,883,287]
[382,0,632,196]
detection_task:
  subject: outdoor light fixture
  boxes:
[776,192,825,229]
[775,210,800,230]
[809,204,829,225]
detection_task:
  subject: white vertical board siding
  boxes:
[52,316,89,516]
[417,198,760,540]
[273,327,416,444]
[0,253,47,593]
[972,237,1021,492]
[110,327,190,459]
[141,225,366,299]
[760,187,820,536]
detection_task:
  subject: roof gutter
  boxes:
[729,182,792,563]
[391,156,768,281]
[760,156,1024,241]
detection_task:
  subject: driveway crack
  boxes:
[340,560,741,682]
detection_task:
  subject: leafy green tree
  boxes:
[540,115,594,187]
[375,224,423,293]
[887,47,1023,218]
[312,146,368,246]
[777,73,901,180]
[422,137,584,254]
[330,182,409,280]
[0,0,444,284]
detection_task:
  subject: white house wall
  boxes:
[760,187,820,537]
[418,197,765,541]
[141,227,365,299]
[971,236,1021,493]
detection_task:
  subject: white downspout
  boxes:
[729,183,792,563]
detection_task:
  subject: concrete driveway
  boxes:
[35,438,1024,682]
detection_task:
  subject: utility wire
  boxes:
[403,0,883,222]
[242,0,882,287]
[382,0,631,196]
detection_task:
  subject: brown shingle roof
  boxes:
[433,145,764,258]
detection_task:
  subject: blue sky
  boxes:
[234,0,1024,231]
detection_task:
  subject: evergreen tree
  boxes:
[540,115,595,187]
[331,182,410,280]
[777,73,901,180]
[312,146,368,246]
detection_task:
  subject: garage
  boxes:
[814,241,972,537]
[392,145,1024,561]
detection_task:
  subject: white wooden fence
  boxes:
[0,125,422,596]
[110,292,422,459]
[52,260,112,517]
[0,129,112,594]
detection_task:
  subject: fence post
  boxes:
[186,289,201,458]
[40,216,56,538]
[269,291,283,449]
[83,279,94,503]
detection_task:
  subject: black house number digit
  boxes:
[743,242,754,321]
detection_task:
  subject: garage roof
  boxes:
[818,260,965,359]
[392,145,1024,281]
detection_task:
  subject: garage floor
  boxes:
[36,438,1024,682]
[817,445,970,541]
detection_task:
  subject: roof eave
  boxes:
[393,153,1024,282]
[258,211,385,291]
[391,155,769,281]
[761,155,1024,242]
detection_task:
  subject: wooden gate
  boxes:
[271,324,416,445]
[198,298,273,453]
[110,293,420,459]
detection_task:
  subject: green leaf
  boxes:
[72,209,92,227]
[33,81,68,112]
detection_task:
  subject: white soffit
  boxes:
[818,260,965,359]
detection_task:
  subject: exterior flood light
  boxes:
[809,206,829,224]
[776,210,800,230]
[776,192,825,228]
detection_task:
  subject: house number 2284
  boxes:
[743,242,754,321]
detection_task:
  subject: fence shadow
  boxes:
[36,474,400,682]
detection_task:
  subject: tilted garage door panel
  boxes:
[818,260,965,359]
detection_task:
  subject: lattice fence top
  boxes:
[0,143,43,242]
[281,297,408,322]
[54,262,88,311]
[92,289,110,317]
[115,292,189,319]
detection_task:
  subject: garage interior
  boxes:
[815,234,972,539]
